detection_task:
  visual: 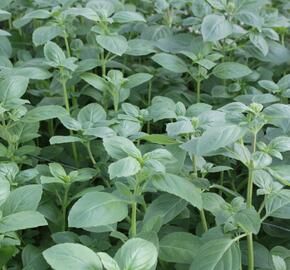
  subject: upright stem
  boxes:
[63,33,77,108]
[130,176,140,237]
[192,154,208,232]
[61,78,79,167]
[196,79,201,103]
[61,184,70,231]
[246,132,257,270]
[200,208,208,232]
[86,141,96,165]
[147,80,152,133]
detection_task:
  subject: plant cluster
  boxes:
[0,0,290,269]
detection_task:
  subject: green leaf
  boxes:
[159,232,202,264]
[126,39,155,56]
[235,207,261,234]
[63,7,99,21]
[123,73,153,89]
[33,26,63,46]
[190,238,241,270]
[249,32,269,56]
[43,243,102,270]
[96,35,128,56]
[182,125,245,156]
[23,105,68,122]
[44,41,66,66]
[50,136,82,144]
[114,238,158,270]
[0,211,47,233]
[13,9,51,28]
[152,173,202,209]
[103,136,142,159]
[152,53,188,73]
[213,62,252,79]
[2,184,42,216]
[201,14,232,42]
[22,245,48,270]
[112,11,145,23]
[108,157,141,179]
[97,252,120,270]
[143,194,187,228]
[68,192,128,228]
[81,73,108,92]
[265,189,290,219]
[269,136,290,152]
[0,179,9,207]
[0,76,28,103]
[0,246,17,268]
[141,134,178,145]
[78,103,106,129]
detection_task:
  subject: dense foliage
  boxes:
[0,0,290,269]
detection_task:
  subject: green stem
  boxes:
[246,132,257,270]
[196,79,201,103]
[86,141,96,166]
[200,208,208,232]
[48,119,54,137]
[61,78,79,167]
[219,171,224,196]
[61,184,70,231]
[61,79,70,113]
[63,33,77,108]
[147,80,152,133]
[130,176,140,237]
[131,201,137,237]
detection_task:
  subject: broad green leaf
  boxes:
[43,243,102,270]
[23,105,68,122]
[0,179,9,206]
[114,238,158,270]
[269,136,290,152]
[123,73,153,89]
[33,26,63,46]
[44,41,66,66]
[108,157,141,179]
[0,66,51,80]
[113,11,145,23]
[0,246,17,268]
[141,134,178,145]
[63,7,99,21]
[182,125,245,156]
[22,245,48,270]
[213,62,252,79]
[265,189,290,219]
[159,232,202,264]
[13,9,51,28]
[190,238,241,270]
[235,207,261,234]
[2,184,42,216]
[201,14,232,42]
[68,192,128,228]
[96,35,128,56]
[152,173,202,209]
[126,39,155,56]
[103,136,141,159]
[78,103,106,129]
[0,76,28,103]
[81,73,108,92]
[143,194,187,227]
[97,252,120,270]
[152,53,188,73]
[50,136,82,144]
[0,211,47,233]
[249,32,269,56]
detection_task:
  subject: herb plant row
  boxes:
[0,0,290,270]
